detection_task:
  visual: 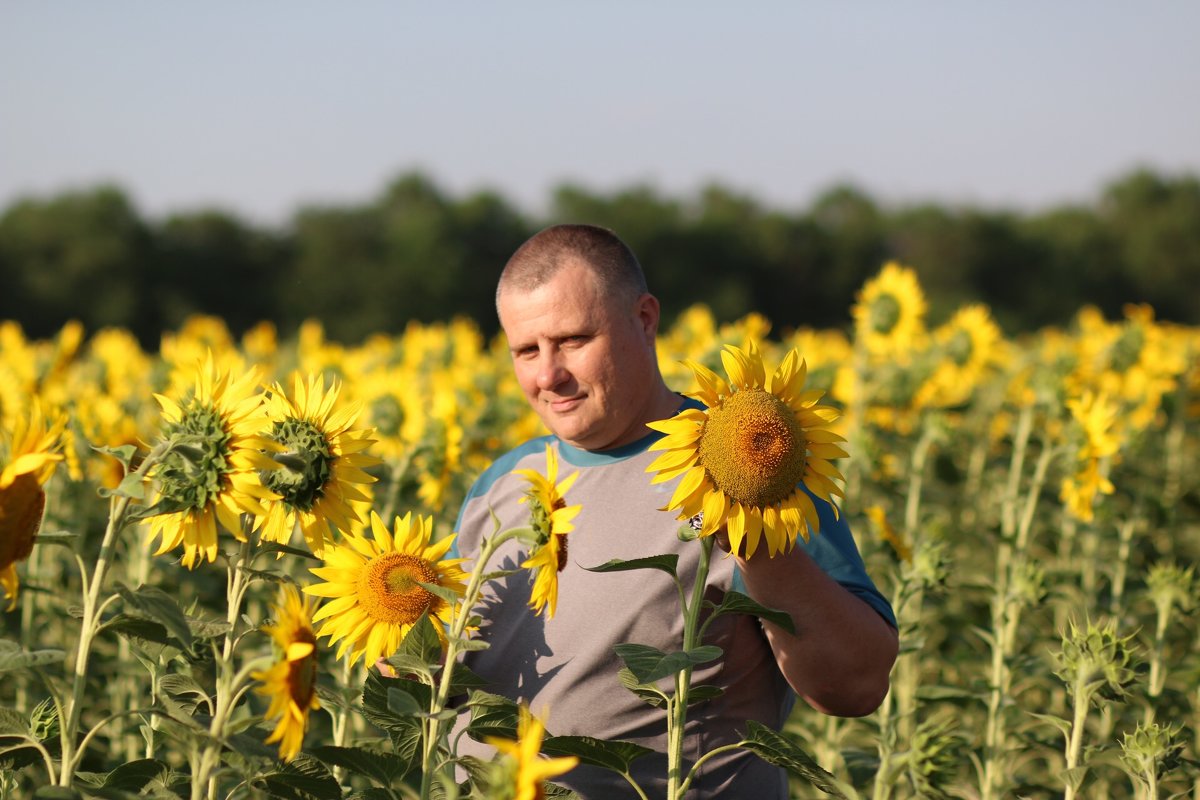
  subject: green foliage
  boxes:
[3,169,1198,345]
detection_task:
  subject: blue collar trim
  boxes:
[556,395,705,467]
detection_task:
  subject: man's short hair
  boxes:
[496,224,648,312]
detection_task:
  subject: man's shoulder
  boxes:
[463,434,556,504]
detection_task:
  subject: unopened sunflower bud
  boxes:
[1119,721,1185,787]
[1145,561,1195,617]
[1053,617,1140,705]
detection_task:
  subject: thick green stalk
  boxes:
[894,422,936,745]
[666,536,713,800]
[1063,676,1091,800]
[195,533,256,800]
[420,526,527,799]
[56,444,166,786]
[1109,518,1138,617]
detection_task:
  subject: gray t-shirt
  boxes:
[452,407,895,799]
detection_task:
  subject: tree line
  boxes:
[1,168,1197,347]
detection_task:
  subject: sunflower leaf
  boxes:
[541,735,655,774]
[0,707,29,736]
[464,690,519,741]
[123,496,190,522]
[740,721,849,798]
[616,668,669,708]
[705,591,795,634]
[253,754,341,799]
[395,612,443,667]
[91,444,138,467]
[100,614,173,647]
[612,643,723,684]
[361,672,427,765]
[241,567,289,585]
[97,758,170,791]
[111,472,147,501]
[0,645,66,673]
[116,584,195,653]
[686,684,725,706]
[386,687,423,717]
[447,662,488,694]
[582,555,679,580]
[32,789,82,800]
[417,580,462,606]
[257,542,322,561]
[383,655,435,685]
[309,745,410,786]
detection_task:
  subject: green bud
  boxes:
[1053,617,1141,706]
[1119,721,1185,786]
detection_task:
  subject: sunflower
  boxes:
[305,511,468,666]
[514,445,581,619]
[647,342,848,559]
[147,356,279,569]
[852,261,928,359]
[865,505,911,564]
[1,404,65,610]
[914,304,1003,408]
[1059,391,1120,522]
[252,584,320,761]
[484,704,578,800]
[257,375,380,557]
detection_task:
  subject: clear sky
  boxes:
[3,2,1199,225]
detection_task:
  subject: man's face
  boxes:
[498,261,660,451]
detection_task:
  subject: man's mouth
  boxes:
[545,395,583,412]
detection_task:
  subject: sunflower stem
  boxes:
[194,531,257,800]
[420,525,525,799]
[666,535,713,800]
[57,443,165,787]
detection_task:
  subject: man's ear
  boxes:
[634,293,661,342]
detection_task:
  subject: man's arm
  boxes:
[733,543,898,717]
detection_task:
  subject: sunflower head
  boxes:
[147,356,279,569]
[1,403,66,611]
[484,705,578,800]
[256,375,380,556]
[252,584,321,761]
[852,262,928,359]
[515,446,581,619]
[647,342,848,559]
[306,511,467,667]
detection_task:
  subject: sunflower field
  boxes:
[1,262,1198,799]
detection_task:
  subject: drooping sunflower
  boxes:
[257,374,381,557]
[1,404,65,610]
[852,261,928,359]
[147,356,279,569]
[305,511,468,667]
[647,342,848,559]
[484,704,578,800]
[514,445,581,620]
[252,584,320,762]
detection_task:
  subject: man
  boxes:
[453,224,898,797]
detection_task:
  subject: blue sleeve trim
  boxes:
[449,434,556,558]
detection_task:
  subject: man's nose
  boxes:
[536,353,568,391]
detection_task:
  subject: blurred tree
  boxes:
[0,186,151,340]
[1100,169,1200,321]
[153,210,288,338]
[0,168,1197,345]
